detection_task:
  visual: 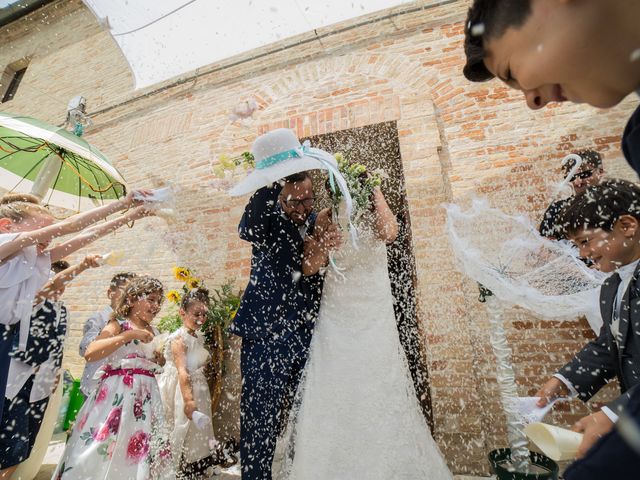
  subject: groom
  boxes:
[230,170,338,479]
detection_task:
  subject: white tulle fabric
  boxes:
[445,199,606,331]
[273,223,453,479]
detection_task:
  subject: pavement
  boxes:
[32,435,491,479]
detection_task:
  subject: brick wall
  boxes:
[1,0,638,474]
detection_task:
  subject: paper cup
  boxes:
[134,187,172,203]
[524,422,583,461]
[100,250,125,266]
[192,410,212,430]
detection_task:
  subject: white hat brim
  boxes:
[229,155,332,196]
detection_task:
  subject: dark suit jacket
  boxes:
[558,263,640,414]
[564,386,640,480]
[622,103,640,176]
[229,185,323,341]
[10,300,67,369]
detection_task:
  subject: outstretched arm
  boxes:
[371,187,398,244]
[47,206,154,262]
[0,189,151,262]
[34,254,101,304]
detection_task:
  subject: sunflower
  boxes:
[186,277,201,289]
[172,266,191,282]
[166,290,182,304]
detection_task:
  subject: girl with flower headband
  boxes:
[53,276,174,480]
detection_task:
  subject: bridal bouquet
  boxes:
[329,153,387,213]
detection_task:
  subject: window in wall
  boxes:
[1,59,29,103]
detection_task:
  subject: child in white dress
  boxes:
[158,287,216,477]
[53,276,174,480]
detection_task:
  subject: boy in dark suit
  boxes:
[534,179,640,463]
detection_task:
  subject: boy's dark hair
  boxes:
[463,0,532,82]
[560,179,640,236]
[109,272,137,290]
[283,171,311,184]
[180,287,210,311]
[51,260,70,274]
[561,149,603,174]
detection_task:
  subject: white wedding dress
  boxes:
[273,215,453,479]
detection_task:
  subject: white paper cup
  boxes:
[134,187,172,203]
[524,422,583,461]
[192,410,212,430]
[100,250,125,266]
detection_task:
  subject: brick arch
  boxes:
[214,51,438,144]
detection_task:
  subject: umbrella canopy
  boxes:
[0,112,127,212]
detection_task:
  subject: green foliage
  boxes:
[157,306,183,333]
[202,282,242,348]
[330,153,385,212]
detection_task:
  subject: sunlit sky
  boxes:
[83,0,414,89]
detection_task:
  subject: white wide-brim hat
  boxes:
[229,128,340,196]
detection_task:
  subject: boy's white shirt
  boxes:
[79,305,113,395]
[554,259,640,424]
[0,233,52,350]
[5,301,66,402]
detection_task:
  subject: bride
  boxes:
[272,182,453,479]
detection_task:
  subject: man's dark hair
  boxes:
[51,260,70,274]
[463,0,532,82]
[283,171,312,184]
[109,272,137,290]
[561,149,603,174]
[560,179,640,236]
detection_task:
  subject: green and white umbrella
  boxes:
[0,112,127,212]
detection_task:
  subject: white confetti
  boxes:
[470,22,485,37]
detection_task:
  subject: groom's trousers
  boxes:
[239,324,313,480]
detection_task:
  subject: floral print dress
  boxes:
[53,319,174,480]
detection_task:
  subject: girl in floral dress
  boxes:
[158,287,217,477]
[53,276,174,480]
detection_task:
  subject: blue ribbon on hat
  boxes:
[255,149,299,169]
[255,143,336,192]
[255,140,356,246]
